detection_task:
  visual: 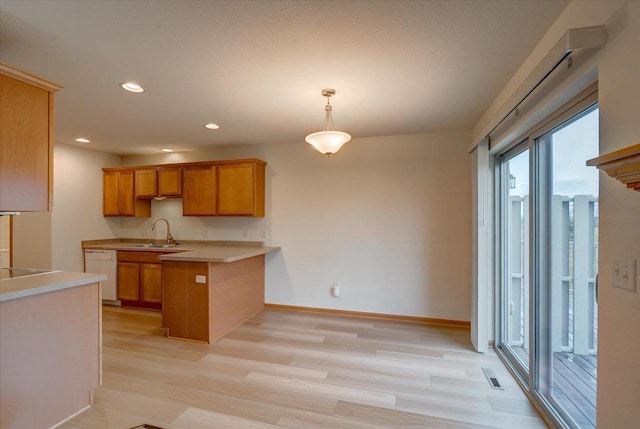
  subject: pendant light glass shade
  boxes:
[305,130,351,155]
[305,89,351,156]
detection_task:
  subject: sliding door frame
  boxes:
[493,85,599,429]
[495,140,531,385]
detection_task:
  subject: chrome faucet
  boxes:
[151,218,174,244]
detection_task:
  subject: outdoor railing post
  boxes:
[550,195,565,352]
[573,195,591,355]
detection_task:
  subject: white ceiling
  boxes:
[0,0,568,155]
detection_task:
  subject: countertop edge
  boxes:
[0,272,107,302]
[158,246,281,263]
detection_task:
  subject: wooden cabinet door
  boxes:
[0,74,51,212]
[217,163,255,215]
[103,169,150,217]
[158,167,182,197]
[135,169,157,198]
[183,165,216,216]
[118,170,135,215]
[140,263,162,304]
[117,262,140,301]
[103,171,119,216]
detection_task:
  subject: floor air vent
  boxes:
[130,425,164,429]
[482,368,504,390]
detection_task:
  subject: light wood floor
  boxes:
[61,307,547,429]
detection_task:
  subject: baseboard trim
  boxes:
[50,404,91,429]
[264,303,470,328]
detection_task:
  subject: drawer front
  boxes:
[117,251,164,263]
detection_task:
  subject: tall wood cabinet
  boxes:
[0,63,62,212]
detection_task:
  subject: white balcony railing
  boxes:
[508,195,598,356]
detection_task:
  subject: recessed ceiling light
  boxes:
[120,82,145,93]
[204,123,220,130]
[161,148,173,153]
[75,137,90,143]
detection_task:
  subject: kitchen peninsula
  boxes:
[82,240,280,343]
[0,269,105,428]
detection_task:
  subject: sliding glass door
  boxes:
[497,104,598,429]
[498,145,530,379]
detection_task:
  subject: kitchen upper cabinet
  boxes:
[134,169,157,198]
[183,165,217,216]
[103,171,120,216]
[158,167,182,197]
[103,169,151,217]
[135,167,182,198]
[217,161,265,216]
[0,63,62,212]
[103,159,266,217]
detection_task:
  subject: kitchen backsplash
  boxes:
[112,199,270,242]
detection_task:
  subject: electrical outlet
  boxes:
[613,258,636,292]
[201,229,208,238]
[195,275,207,284]
[243,229,249,238]
[261,230,267,239]
[331,282,340,297]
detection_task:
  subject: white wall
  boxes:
[474,1,640,426]
[118,132,473,321]
[51,143,121,271]
[592,2,640,427]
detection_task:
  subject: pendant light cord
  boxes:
[323,97,334,131]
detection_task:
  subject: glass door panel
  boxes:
[542,106,599,429]
[500,147,530,374]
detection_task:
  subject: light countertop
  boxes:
[0,270,107,302]
[82,239,280,263]
[157,245,280,263]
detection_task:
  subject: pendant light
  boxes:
[305,88,351,157]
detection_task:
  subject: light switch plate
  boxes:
[613,258,636,292]
[195,275,207,284]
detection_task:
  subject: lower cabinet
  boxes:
[117,251,164,310]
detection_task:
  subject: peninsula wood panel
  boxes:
[208,255,265,340]
[0,283,100,429]
[163,260,209,342]
[0,74,52,211]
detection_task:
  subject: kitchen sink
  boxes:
[131,243,181,248]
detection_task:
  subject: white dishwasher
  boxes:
[84,249,119,304]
